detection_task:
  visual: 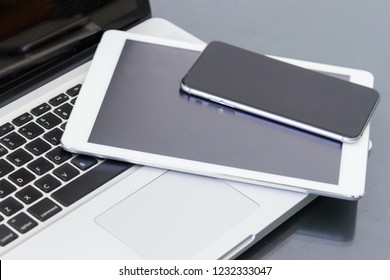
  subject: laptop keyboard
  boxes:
[0,84,132,248]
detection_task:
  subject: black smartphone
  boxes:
[180,41,380,142]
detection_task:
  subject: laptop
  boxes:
[0,1,369,259]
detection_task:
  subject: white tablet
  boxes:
[62,30,373,200]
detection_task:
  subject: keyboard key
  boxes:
[25,138,51,156]
[48,93,69,107]
[0,224,18,247]
[35,174,61,193]
[28,198,62,222]
[1,132,27,150]
[31,102,51,116]
[27,157,54,175]
[71,98,77,105]
[36,112,62,129]
[53,163,80,182]
[0,197,24,216]
[16,185,43,205]
[0,144,8,157]
[66,84,81,97]
[71,155,98,171]
[52,160,132,206]
[54,103,73,120]
[46,147,72,164]
[8,212,38,234]
[8,168,36,187]
[0,123,15,137]
[0,159,15,178]
[43,128,63,145]
[0,179,17,198]
[6,148,33,167]
[18,122,44,140]
[0,214,3,222]
[60,122,66,130]
[12,112,33,126]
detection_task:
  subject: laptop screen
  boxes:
[0,0,150,102]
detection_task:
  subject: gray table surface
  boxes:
[150,0,390,259]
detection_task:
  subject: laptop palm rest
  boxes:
[95,171,259,259]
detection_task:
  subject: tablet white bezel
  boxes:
[62,30,372,200]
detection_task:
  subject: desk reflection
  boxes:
[238,197,358,259]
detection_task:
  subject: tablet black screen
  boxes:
[88,40,342,184]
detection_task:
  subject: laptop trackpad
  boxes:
[95,171,259,259]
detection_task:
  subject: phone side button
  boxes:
[222,101,236,108]
[210,98,236,108]
[209,97,220,103]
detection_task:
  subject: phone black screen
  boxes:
[182,41,379,140]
